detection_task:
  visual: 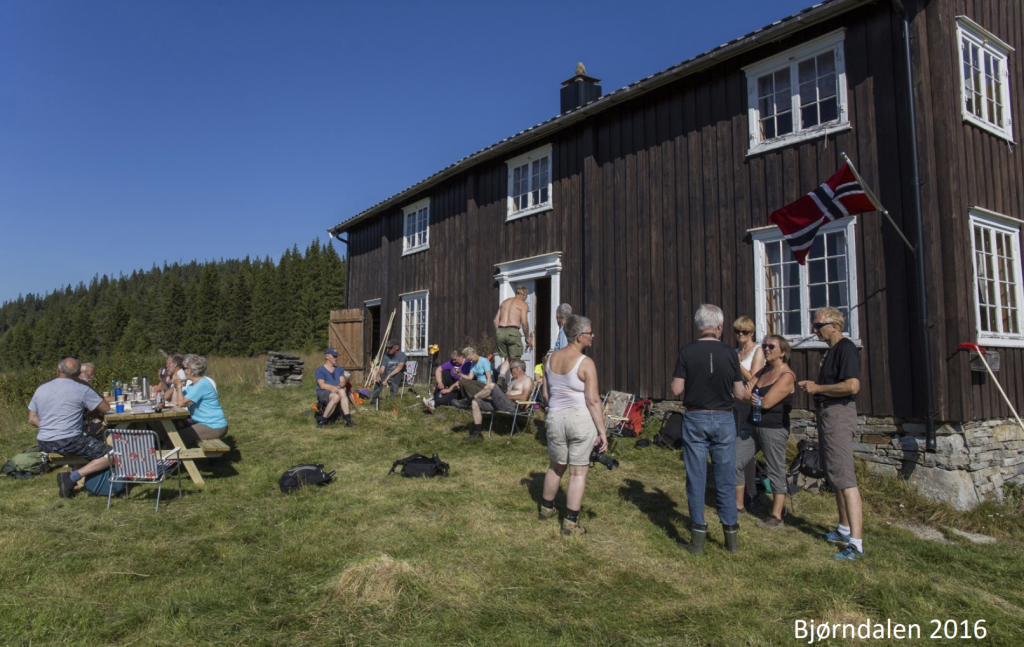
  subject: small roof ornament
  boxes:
[561,62,600,87]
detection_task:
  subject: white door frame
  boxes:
[494,251,562,355]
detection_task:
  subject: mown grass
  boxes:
[1,379,1022,646]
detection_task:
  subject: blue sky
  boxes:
[0,0,812,305]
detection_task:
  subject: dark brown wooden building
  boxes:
[329,0,1024,426]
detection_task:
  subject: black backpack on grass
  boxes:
[653,412,684,450]
[280,464,336,493]
[389,454,449,478]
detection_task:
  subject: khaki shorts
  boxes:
[496,327,524,361]
[545,406,598,466]
[817,401,858,490]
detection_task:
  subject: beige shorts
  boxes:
[817,401,858,490]
[545,406,598,466]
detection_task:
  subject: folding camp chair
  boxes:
[400,360,419,396]
[487,382,542,439]
[602,390,637,456]
[106,429,182,512]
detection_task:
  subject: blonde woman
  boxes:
[733,315,765,514]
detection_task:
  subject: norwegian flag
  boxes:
[768,162,878,264]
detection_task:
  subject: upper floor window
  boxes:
[506,144,553,220]
[744,30,850,155]
[402,198,429,255]
[970,209,1024,347]
[401,290,429,356]
[751,217,860,347]
[957,16,1014,141]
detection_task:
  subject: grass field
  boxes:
[1,373,1023,646]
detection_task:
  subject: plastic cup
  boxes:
[115,403,125,413]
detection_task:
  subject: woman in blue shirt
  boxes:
[171,354,228,446]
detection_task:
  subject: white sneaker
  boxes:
[422,397,435,413]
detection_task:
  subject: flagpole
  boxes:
[841,152,916,255]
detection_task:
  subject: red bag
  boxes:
[623,399,651,437]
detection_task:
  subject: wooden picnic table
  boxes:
[104,407,216,486]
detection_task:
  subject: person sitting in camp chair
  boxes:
[464,360,534,441]
[316,348,354,427]
[372,340,407,404]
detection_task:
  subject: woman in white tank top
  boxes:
[733,315,765,515]
[539,315,609,536]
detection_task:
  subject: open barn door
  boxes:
[329,309,364,382]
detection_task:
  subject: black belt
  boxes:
[498,325,519,329]
[816,399,853,409]
[687,408,732,413]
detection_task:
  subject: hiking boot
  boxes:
[820,530,852,544]
[462,431,484,441]
[538,505,557,520]
[681,526,707,555]
[57,472,76,499]
[453,398,472,410]
[561,519,586,536]
[723,523,739,553]
[757,515,784,529]
[834,544,865,560]
[422,397,435,413]
[316,419,326,428]
[345,419,356,427]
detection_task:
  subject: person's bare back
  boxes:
[495,296,528,328]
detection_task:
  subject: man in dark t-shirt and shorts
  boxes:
[799,306,864,561]
[671,304,746,556]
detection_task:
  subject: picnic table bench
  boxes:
[47,408,228,486]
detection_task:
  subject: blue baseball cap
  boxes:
[325,348,339,357]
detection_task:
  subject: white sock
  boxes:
[837,524,851,536]
[849,537,863,553]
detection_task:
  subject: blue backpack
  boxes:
[83,470,127,497]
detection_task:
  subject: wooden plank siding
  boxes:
[343,0,1024,422]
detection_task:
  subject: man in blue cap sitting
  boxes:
[316,348,355,427]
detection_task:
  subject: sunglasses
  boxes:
[813,322,835,330]
[734,329,753,335]
[761,343,777,351]
[581,331,595,337]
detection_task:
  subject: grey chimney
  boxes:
[560,62,602,114]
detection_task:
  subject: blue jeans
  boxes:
[682,411,738,527]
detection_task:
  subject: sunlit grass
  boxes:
[0,383,1022,646]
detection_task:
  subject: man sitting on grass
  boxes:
[29,357,112,498]
[464,360,534,441]
[316,347,354,427]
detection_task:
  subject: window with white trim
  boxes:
[402,198,429,255]
[957,16,1014,141]
[506,144,553,220]
[744,30,850,155]
[970,209,1024,346]
[752,218,859,347]
[401,291,429,356]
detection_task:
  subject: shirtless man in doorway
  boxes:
[494,286,532,383]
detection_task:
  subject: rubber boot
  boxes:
[723,523,739,553]
[682,524,708,555]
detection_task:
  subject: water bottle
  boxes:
[114,380,122,400]
[752,387,762,423]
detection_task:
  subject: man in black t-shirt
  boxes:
[798,306,864,561]
[670,304,746,555]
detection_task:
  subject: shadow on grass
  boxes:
[520,471,567,515]
[203,435,241,480]
[619,478,689,542]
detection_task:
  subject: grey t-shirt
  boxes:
[381,351,408,378]
[28,378,104,442]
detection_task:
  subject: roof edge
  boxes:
[329,0,877,236]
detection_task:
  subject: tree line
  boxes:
[0,239,345,371]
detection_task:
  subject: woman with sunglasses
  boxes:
[733,316,765,514]
[742,335,796,528]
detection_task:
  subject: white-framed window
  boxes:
[400,290,429,356]
[970,208,1024,347]
[743,30,850,155]
[402,198,429,255]
[505,144,553,220]
[751,217,859,348]
[957,16,1014,141]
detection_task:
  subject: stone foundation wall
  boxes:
[265,352,304,387]
[791,411,1024,511]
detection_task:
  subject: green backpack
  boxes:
[2,446,48,480]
